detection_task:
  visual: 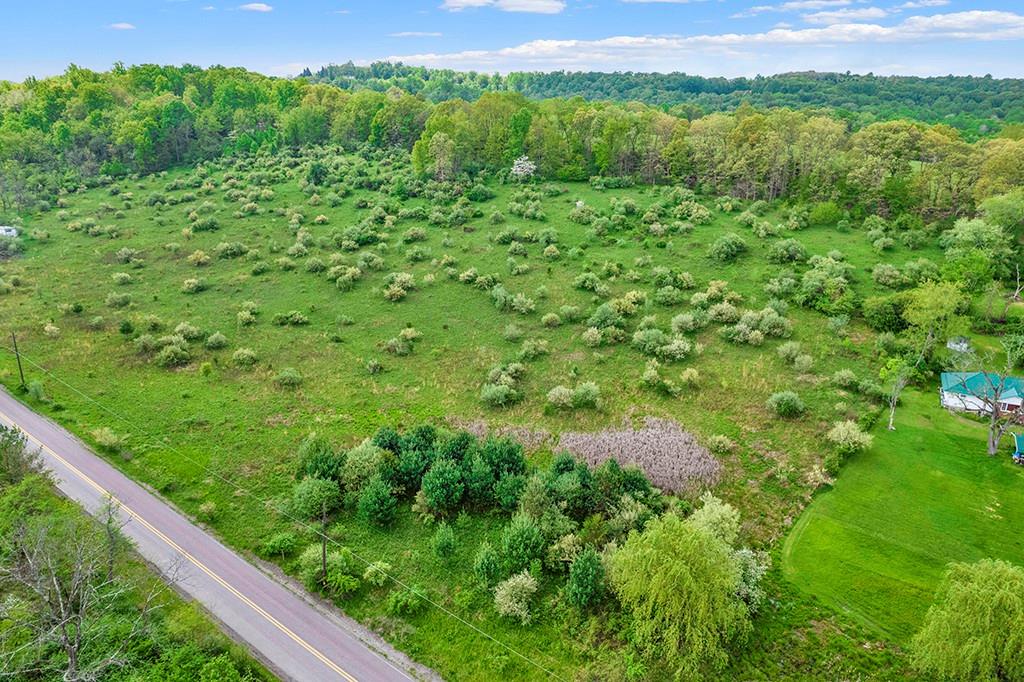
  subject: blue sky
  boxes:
[1,1,1022,81]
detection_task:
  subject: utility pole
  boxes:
[11,332,25,389]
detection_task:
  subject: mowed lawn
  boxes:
[782,389,1024,642]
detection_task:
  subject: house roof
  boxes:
[941,372,1024,401]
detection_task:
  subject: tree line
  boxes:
[1,63,1022,223]
[307,62,1024,138]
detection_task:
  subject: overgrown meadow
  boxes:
[0,146,960,679]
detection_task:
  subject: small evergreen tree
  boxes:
[357,476,397,527]
[565,546,604,610]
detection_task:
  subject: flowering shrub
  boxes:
[510,156,536,181]
[494,571,538,625]
[708,233,747,262]
[826,420,873,456]
[480,362,526,407]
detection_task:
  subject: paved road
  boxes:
[0,388,430,682]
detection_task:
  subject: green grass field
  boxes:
[0,150,982,679]
[783,390,1024,641]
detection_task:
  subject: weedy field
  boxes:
[0,147,979,679]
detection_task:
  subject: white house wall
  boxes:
[940,390,1023,413]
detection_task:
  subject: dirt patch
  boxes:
[445,417,552,450]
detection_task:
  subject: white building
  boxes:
[0,226,18,238]
[940,372,1024,414]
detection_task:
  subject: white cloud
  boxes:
[109,22,136,30]
[802,7,888,23]
[390,31,443,37]
[333,9,351,13]
[441,0,566,13]
[239,2,272,11]
[733,0,852,18]
[388,11,1024,74]
[896,0,949,7]
[620,0,711,3]
[202,6,216,10]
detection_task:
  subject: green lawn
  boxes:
[782,389,1024,642]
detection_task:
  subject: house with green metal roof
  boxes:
[939,372,1024,414]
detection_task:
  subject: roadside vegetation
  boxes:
[0,425,266,681]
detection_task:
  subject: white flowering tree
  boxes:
[510,155,536,182]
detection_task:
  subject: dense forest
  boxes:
[2,63,1022,228]
[307,62,1024,137]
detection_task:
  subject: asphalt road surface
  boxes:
[0,387,432,682]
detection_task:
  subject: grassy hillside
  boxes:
[0,147,980,679]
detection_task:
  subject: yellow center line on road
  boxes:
[0,409,359,682]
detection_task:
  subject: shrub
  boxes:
[777,341,802,364]
[767,238,808,263]
[204,332,228,350]
[432,522,456,558]
[272,310,310,326]
[480,382,520,408]
[581,327,602,347]
[274,367,303,388]
[708,233,747,262]
[572,382,600,408]
[174,321,203,341]
[872,263,905,289]
[362,561,393,588]
[91,427,124,452]
[232,347,257,367]
[290,477,341,520]
[295,434,341,481]
[501,514,545,573]
[494,571,538,625]
[766,391,805,418]
[547,385,573,409]
[706,435,736,454]
[342,440,391,495]
[688,492,741,546]
[155,344,190,368]
[632,328,669,355]
[494,473,527,512]
[541,312,561,328]
[421,458,464,516]
[707,302,739,324]
[826,420,874,456]
[260,532,299,559]
[792,354,814,373]
[831,369,858,388]
[565,546,604,610]
[105,292,132,308]
[357,476,397,527]
[473,542,502,588]
[386,586,426,616]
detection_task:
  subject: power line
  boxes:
[1,342,565,681]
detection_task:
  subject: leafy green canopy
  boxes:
[912,559,1024,681]
[610,513,751,681]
